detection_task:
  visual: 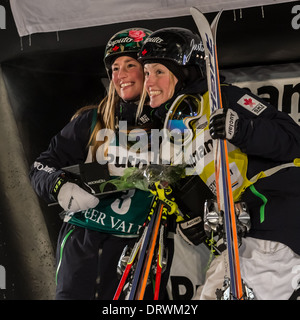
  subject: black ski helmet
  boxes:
[104,28,152,78]
[138,27,206,86]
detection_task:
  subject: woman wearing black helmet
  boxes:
[137,27,215,299]
[29,28,169,300]
[138,27,300,300]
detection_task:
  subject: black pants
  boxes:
[55,222,173,300]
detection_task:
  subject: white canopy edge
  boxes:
[10,0,298,37]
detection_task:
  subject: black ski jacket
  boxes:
[217,82,300,255]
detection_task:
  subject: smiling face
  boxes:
[111,56,144,101]
[144,63,178,108]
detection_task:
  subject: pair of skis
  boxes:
[190,7,248,300]
[114,192,167,300]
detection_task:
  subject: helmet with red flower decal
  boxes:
[104,28,152,78]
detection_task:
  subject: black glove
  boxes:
[172,175,214,246]
[209,108,239,140]
[176,216,207,246]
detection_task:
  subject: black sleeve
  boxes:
[222,85,300,162]
[29,109,94,203]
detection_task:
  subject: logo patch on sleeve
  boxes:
[237,94,267,115]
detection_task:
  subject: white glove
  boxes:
[57,182,99,212]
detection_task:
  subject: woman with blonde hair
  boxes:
[29,28,164,300]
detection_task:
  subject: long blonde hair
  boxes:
[90,81,120,161]
[72,80,120,161]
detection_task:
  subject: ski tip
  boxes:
[190,7,203,16]
[190,6,224,18]
[211,10,223,34]
[212,10,223,24]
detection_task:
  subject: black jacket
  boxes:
[222,83,300,255]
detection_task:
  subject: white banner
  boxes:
[9,0,297,37]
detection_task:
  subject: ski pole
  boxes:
[128,196,159,300]
[113,231,144,300]
[153,214,167,300]
[135,202,164,300]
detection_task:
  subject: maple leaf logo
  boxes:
[142,49,147,56]
[112,45,120,52]
[244,98,256,108]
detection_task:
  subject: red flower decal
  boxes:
[129,30,146,42]
[142,49,148,56]
[112,45,120,52]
